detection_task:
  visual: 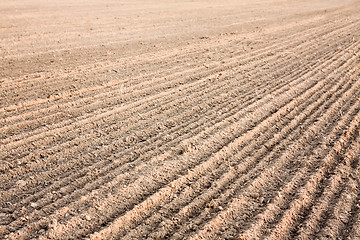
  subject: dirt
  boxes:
[1,0,360,239]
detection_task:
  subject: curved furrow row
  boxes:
[0,15,352,124]
[339,156,360,240]
[6,1,358,66]
[0,29,268,107]
[154,55,360,240]
[1,61,216,138]
[0,33,231,90]
[315,163,359,239]
[260,111,360,240]
[3,31,354,148]
[121,53,360,240]
[73,60,360,239]
[70,46,360,240]
[1,31,356,225]
[238,117,359,240]
[121,75,357,240]
[1,17,358,185]
[287,129,360,239]
[6,43,348,240]
[264,120,359,240]
[3,15,350,143]
[0,36,230,108]
[0,18,352,195]
[0,43,320,180]
[0,25,358,238]
[291,139,360,240]
[2,2,360,240]
[0,30,258,92]
[187,71,360,240]
[173,107,359,240]
[1,38,344,237]
[1,10,342,89]
[339,162,360,240]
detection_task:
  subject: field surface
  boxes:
[1,0,360,239]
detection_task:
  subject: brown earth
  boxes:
[1,0,360,239]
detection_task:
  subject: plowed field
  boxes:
[1,0,360,239]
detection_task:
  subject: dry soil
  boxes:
[1,0,360,239]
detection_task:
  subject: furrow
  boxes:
[263,113,360,240]
[0,45,326,236]
[78,45,360,240]
[3,17,358,175]
[0,19,352,193]
[238,122,359,240]
[1,3,360,240]
[0,5,346,84]
[187,70,360,240]
[314,161,360,239]
[0,15,352,125]
[161,55,360,240]
[174,105,359,240]
[1,13,340,88]
[2,30,354,212]
[341,164,360,240]
[2,16,352,142]
[123,52,360,240]
[293,139,360,240]
[2,30,358,238]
